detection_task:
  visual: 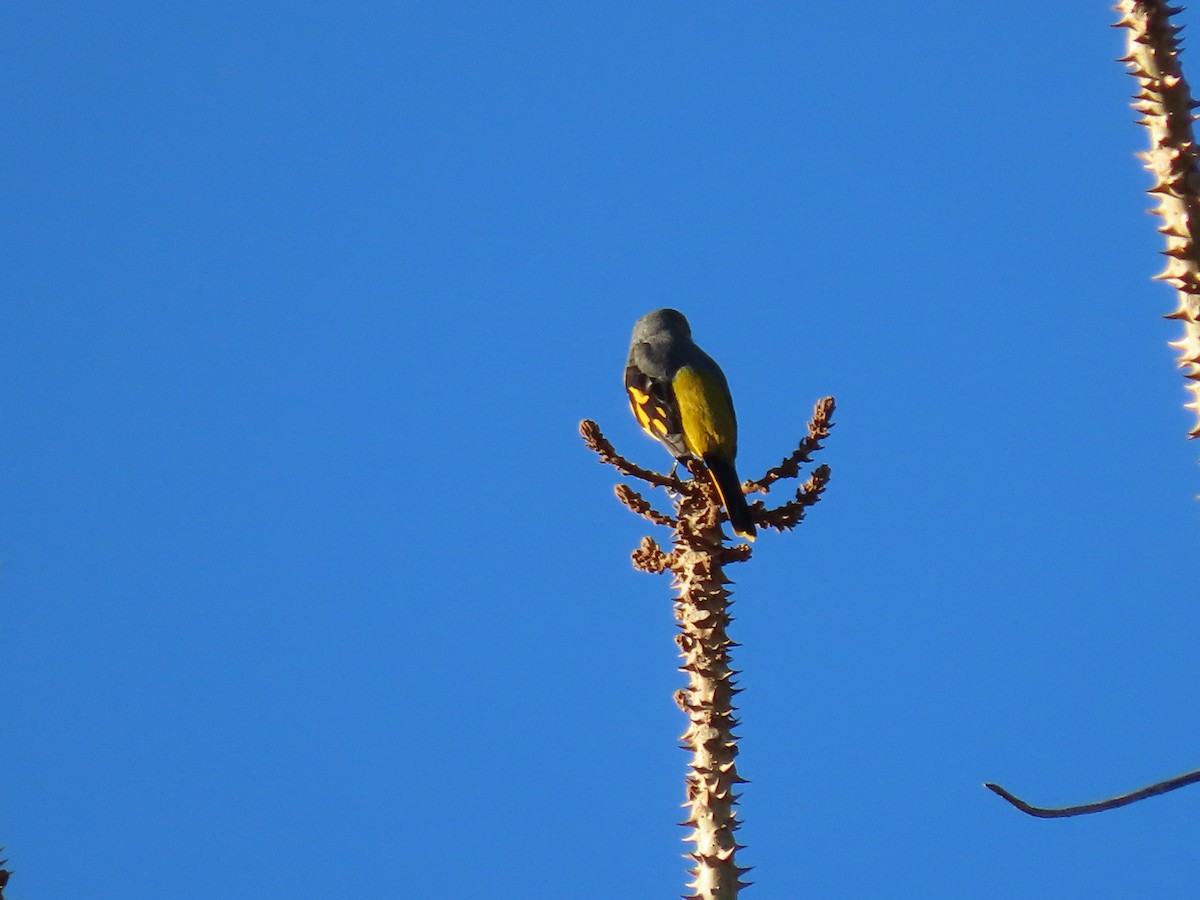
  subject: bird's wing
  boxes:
[625,360,690,459]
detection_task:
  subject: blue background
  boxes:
[5,2,1200,897]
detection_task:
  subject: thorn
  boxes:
[1160,245,1194,258]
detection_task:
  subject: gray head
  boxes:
[630,308,692,344]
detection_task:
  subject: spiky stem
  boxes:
[582,400,834,897]
[1116,0,1200,435]
[672,477,749,899]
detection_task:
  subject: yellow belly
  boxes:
[672,366,736,459]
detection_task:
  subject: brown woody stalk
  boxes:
[1117,0,1200,435]
[666,468,751,899]
[582,397,834,899]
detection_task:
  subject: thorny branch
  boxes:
[579,419,685,490]
[614,483,676,528]
[581,396,834,900]
[1117,0,1200,435]
[745,396,836,494]
[756,465,832,532]
[582,396,836,546]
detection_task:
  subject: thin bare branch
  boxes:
[986,768,1200,818]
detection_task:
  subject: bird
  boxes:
[625,308,756,539]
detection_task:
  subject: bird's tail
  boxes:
[702,454,757,540]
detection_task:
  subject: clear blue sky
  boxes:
[5,2,1200,897]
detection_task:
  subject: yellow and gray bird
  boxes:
[625,308,756,539]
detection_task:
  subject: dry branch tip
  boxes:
[985,767,1200,818]
[746,396,836,493]
[616,483,678,528]
[579,419,686,488]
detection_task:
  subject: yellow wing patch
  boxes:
[626,363,689,457]
[627,385,657,437]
